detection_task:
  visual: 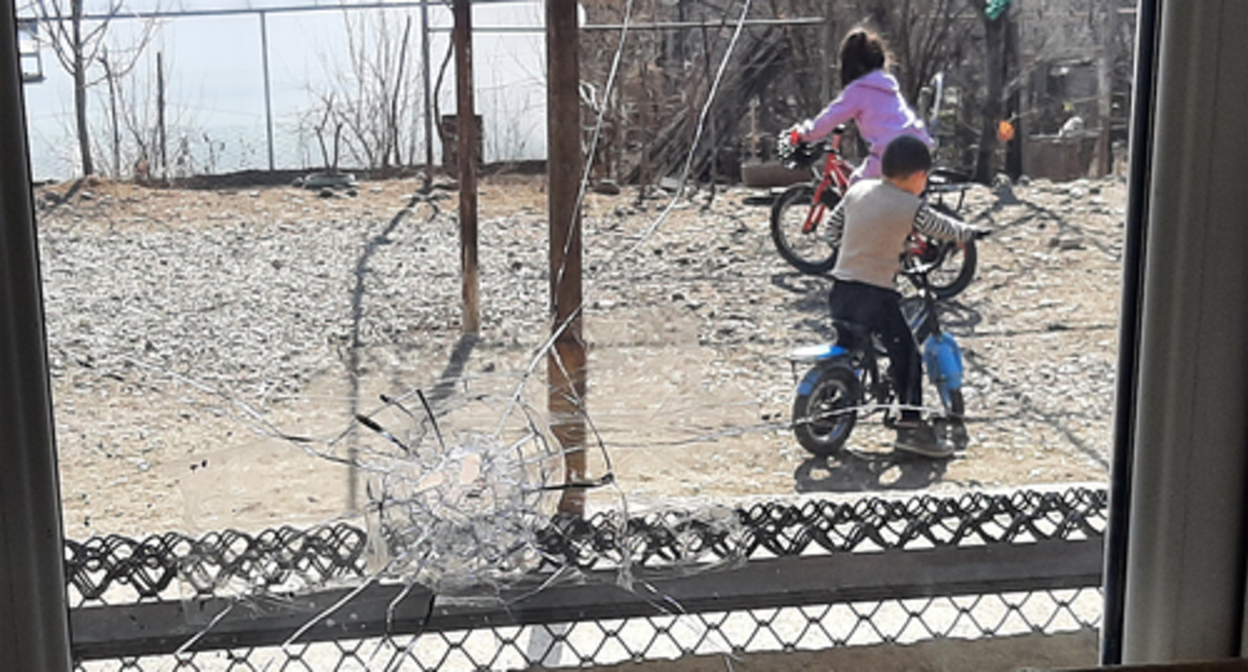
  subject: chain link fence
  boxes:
[68,486,1106,670]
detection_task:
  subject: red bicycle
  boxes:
[769,128,978,299]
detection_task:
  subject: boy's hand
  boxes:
[971,226,993,240]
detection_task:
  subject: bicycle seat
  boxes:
[927,167,973,193]
[832,319,871,351]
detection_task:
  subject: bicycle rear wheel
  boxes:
[792,364,861,457]
[770,184,838,275]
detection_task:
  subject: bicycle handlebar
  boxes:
[776,135,830,170]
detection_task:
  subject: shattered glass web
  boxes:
[80,0,757,651]
[44,0,1120,669]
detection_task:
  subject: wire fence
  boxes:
[67,486,1106,670]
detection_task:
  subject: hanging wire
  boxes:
[627,0,755,252]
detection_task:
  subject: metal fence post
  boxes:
[260,11,275,172]
[0,0,73,668]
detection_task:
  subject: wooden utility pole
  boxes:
[453,0,479,333]
[974,8,1006,184]
[100,48,120,177]
[156,51,166,178]
[547,0,587,515]
[821,10,834,107]
[1004,8,1022,181]
[1094,2,1119,177]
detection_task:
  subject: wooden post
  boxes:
[101,48,120,177]
[547,0,587,515]
[157,51,166,179]
[1094,2,1119,177]
[421,0,434,170]
[821,7,834,107]
[974,10,1006,184]
[1005,7,1023,181]
[453,0,479,334]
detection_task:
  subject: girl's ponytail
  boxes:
[839,27,890,88]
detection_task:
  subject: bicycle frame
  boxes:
[801,131,853,235]
[800,137,968,239]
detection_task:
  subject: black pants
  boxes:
[828,280,923,422]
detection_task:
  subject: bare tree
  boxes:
[32,0,157,175]
[100,48,201,180]
[885,0,977,104]
[306,92,346,175]
[576,0,990,184]
[304,8,421,173]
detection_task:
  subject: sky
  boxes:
[19,0,554,180]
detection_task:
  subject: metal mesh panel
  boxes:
[73,590,1102,671]
[67,487,1107,670]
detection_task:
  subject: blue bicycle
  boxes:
[788,269,968,457]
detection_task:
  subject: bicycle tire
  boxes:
[792,364,861,457]
[770,184,839,275]
[908,202,978,299]
[926,240,977,299]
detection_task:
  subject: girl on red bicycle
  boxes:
[789,27,933,183]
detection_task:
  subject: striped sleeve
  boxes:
[825,200,847,247]
[913,203,977,242]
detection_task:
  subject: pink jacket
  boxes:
[797,70,933,181]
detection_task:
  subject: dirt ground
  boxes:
[35,172,1124,539]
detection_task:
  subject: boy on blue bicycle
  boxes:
[824,135,987,458]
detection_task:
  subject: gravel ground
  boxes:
[36,173,1126,538]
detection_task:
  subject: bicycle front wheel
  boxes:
[927,239,977,299]
[770,184,838,275]
[919,201,978,299]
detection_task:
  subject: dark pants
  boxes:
[828,280,923,422]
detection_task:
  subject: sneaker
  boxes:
[894,423,954,458]
[893,415,925,430]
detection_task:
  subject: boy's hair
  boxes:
[839,27,890,88]
[881,135,932,178]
